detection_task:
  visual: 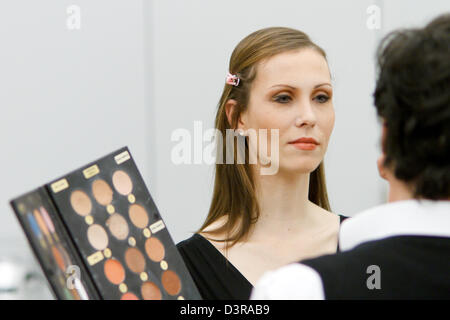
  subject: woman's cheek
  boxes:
[323,109,335,138]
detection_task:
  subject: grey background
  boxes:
[0,0,448,298]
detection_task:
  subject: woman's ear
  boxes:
[225,99,246,131]
[225,99,237,128]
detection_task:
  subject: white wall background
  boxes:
[0,1,151,296]
[0,0,448,298]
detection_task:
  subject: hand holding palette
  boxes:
[10,147,202,300]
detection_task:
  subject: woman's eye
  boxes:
[314,94,330,103]
[274,94,292,104]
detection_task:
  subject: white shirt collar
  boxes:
[339,199,450,251]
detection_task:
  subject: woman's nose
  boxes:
[294,100,317,127]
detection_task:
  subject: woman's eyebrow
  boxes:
[268,83,332,90]
[314,83,332,89]
[268,84,296,89]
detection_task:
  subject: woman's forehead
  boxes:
[255,49,330,88]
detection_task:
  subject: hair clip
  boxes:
[226,72,240,86]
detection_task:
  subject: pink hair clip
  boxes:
[226,72,240,86]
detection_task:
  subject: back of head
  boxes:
[374,13,450,200]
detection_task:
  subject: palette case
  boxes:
[10,146,202,300]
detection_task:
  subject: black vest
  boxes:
[300,235,450,299]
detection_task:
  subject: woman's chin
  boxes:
[278,161,321,175]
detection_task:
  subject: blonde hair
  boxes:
[198,27,331,249]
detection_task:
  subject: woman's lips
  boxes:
[288,137,319,151]
[291,142,317,150]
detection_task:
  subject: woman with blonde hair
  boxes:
[177,26,348,299]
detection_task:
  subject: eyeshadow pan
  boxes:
[70,190,92,216]
[70,288,81,300]
[128,204,149,229]
[145,237,165,262]
[64,287,74,300]
[92,179,113,206]
[161,270,181,296]
[141,281,162,300]
[87,224,109,251]
[51,245,66,271]
[34,209,49,237]
[106,213,129,240]
[121,292,139,300]
[27,213,42,238]
[112,170,133,195]
[104,259,126,285]
[40,206,55,233]
[124,248,146,274]
[63,287,74,300]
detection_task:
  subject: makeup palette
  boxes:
[10,188,97,300]
[10,147,201,300]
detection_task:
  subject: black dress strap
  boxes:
[337,214,349,252]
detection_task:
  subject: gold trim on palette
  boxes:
[160,260,168,270]
[127,194,135,204]
[103,248,112,258]
[82,164,100,179]
[149,220,165,234]
[107,205,115,214]
[17,203,26,214]
[87,251,104,266]
[51,179,69,193]
[114,151,130,165]
[143,228,151,238]
[85,216,94,225]
[58,275,66,287]
[140,272,148,281]
[178,296,185,300]
[119,283,128,293]
[39,238,47,250]
[128,237,136,247]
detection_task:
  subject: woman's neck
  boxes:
[249,167,316,241]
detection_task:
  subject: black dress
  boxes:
[176,215,349,300]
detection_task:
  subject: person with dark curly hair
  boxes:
[251,13,450,299]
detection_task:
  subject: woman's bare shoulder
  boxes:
[307,202,340,236]
[309,201,338,218]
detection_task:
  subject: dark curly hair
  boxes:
[374,13,450,200]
